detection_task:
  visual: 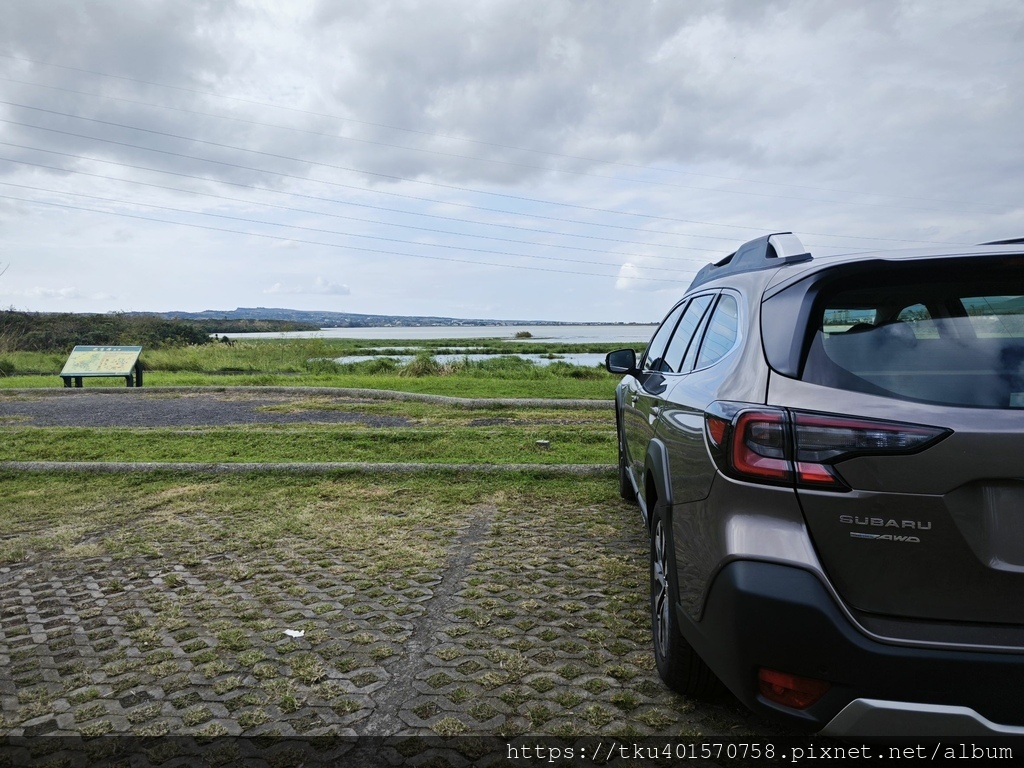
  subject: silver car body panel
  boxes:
[612,237,1024,735]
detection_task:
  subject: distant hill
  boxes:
[152,307,605,328]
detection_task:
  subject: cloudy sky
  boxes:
[1,0,1022,323]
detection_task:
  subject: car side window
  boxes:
[642,301,688,372]
[694,294,740,369]
[661,294,715,373]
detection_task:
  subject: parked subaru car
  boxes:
[606,232,1024,740]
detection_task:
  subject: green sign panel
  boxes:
[60,346,144,387]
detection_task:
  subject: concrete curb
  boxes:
[0,461,617,475]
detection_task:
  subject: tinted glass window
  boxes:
[661,294,714,373]
[802,265,1024,408]
[642,302,687,372]
[695,294,740,369]
[823,303,939,339]
[962,296,1024,338]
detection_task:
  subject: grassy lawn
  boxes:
[0,471,572,567]
[0,390,805,754]
[0,339,813,755]
[0,336,638,399]
[0,397,615,464]
[0,424,614,464]
[0,372,618,399]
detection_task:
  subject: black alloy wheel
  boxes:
[649,499,721,698]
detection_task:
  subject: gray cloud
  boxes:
[0,0,1022,322]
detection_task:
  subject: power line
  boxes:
[0,179,698,274]
[0,140,729,252]
[0,79,1002,213]
[0,152,717,261]
[3,119,773,241]
[0,55,1003,211]
[2,100,986,220]
[1,117,969,248]
[0,192,692,284]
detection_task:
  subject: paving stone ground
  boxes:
[0,389,802,766]
[0,487,801,767]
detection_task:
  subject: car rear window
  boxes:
[800,261,1024,408]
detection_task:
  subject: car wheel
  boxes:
[617,418,637,502]
[650,500,721,698]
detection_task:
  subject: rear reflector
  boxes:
[758,667,831,710]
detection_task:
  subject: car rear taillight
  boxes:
[705,404,949,491]
[731,410,791,483]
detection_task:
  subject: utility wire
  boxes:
[0,139,735,252]
[0,82,1000,214]
[0,55,1002,211]
[1,118,964,248]
[0,100,983,220]
[2,120,768,241]
[0,152,718,260]
[0,192,692,284]
[0,179,698,273]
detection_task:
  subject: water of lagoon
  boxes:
[224,324,657,368]
[224,324,656,344]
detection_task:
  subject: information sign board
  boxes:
[60,346,144,387]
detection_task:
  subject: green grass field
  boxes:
[0,422,614,465]
[0,339,802,750]
[0,391,616,465]
[0,471,613,567]
[0,336,642,399]
[1,372,618,399]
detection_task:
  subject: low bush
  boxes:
[0,311,211,351]
[400,352,442,377]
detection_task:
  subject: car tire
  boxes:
[650,499,721,698]
[617,418,637,503]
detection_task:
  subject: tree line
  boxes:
[0,310,314,352]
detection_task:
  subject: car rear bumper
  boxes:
[682,560,1024,740]
[823,699,1024,740]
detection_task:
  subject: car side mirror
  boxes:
[605,348,638,375]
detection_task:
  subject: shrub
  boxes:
[304,358,342,375]
[0,310,213,351]
[401,352,441,377]
[364,357,400,375]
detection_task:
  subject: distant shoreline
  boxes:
[220,323,658,344]
[145,307,655,328]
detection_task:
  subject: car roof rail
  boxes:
[688,232,812,290]
[980,237,1024,245]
